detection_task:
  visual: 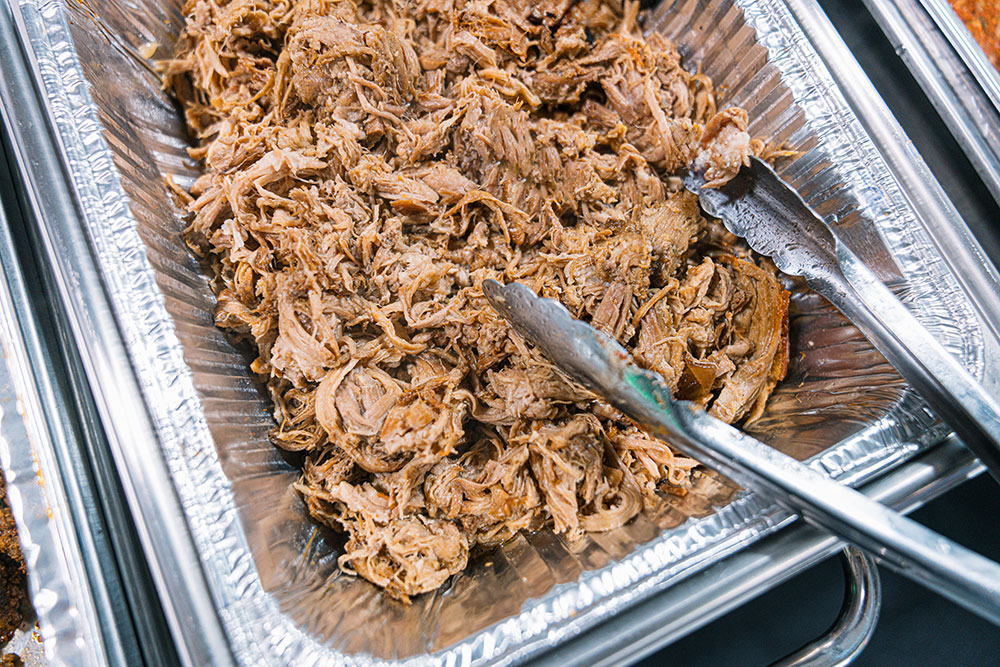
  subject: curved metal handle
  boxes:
[827,244,1000,486]
[773,548,881,667]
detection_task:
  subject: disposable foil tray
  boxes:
[861,0,1000,205]
[7,0,1000,663]
[0,169,106,665]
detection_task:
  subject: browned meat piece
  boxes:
[340,514,470,603]
[694,107,752,188]
[639,191,703,280]
[636,257,737,395]
[479,364,592,424]
[524,415,606,538]
[709,258,790,424]
[635,255,788,424]
[591,280,632,339]
[166,0,791,601]
[425,436,543,546]
[614,427,700,499]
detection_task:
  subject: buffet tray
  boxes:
[0,142,105,665]
[861,0,1000,205]
[4,0,1000,663]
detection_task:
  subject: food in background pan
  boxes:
[162,0,790,601]
[950,0,1000,70]
[0,474,25,661]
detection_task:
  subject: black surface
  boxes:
[643,0,1000,664]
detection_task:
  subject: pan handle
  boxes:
[772,548,882,667]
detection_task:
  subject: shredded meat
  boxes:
[165,0,790,601]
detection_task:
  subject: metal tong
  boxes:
[482,278,1000,626]
[685,157,1000,485]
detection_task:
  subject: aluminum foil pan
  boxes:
[9,0,1000,663]
[0,194,105,665]
[862,0,1000,205]
[916,0,1000,111]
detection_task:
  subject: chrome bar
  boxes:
[859,0,1000,209]
[773,547,881,667]
[913,0,1000,114]
[0,4,232,664]
[0,127,119,663]
[783,0,1000,351]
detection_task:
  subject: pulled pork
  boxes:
[164,0,790,601]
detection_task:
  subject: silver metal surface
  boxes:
[914,0,1000,114]
[772,547,881,667]
[688,157,1000,483]
[861,0,1000,206]
[7,0,1000,662]
[484,279,1000,625]
[783,0,1000,352]
[0,150,107,664]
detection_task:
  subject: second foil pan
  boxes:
[862,0,1000,205]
